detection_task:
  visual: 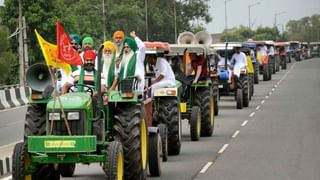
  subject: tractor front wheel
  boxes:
[104,141,124,180]
[148,132,162,177]
[59,163,75,177]
[190,106,201,141]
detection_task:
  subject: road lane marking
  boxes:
[272,88,275,91]
[241,120,248,127]
[200,162,213,173]
[269,92,272,95]
[265,95,269,99]
[249,112,255,118]
[261,100,265,104]
[274,85,278,88]
[218,144,229,154]
[232,130,240,138]
[256,105,261,110]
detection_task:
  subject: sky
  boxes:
[204,0,320,34]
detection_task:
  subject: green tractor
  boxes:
[168,44,215,141]
[12,47,160,179]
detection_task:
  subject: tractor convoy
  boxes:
[12,30,307,179]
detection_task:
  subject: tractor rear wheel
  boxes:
[195,88,214,137]
[190,106,201,141]
[281,57,287,70]
[114,104,148,180]
[254,63,259,84]
[262,64,269,81]
[159,98,181,155]
[211,79,219,116]
[104,141,124,180]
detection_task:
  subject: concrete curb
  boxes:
[0,86,30,110]
[0,157,11,177]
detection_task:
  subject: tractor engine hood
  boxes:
[47,93,92,110]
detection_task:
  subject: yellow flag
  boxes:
[34,29,71,76]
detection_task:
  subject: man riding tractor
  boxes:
[275,42,289,70]
[168,43,215,141]
[210,42,250,109]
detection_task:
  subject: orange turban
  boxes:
[103,41,115,53]
[113,31,125,40]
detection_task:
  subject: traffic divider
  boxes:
[0,86,30,110]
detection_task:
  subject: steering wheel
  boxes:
[68,84,94,96]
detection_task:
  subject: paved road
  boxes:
[1,58,319,180]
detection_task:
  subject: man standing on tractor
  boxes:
[61,50,106,94]
[113,30,125,57]
[146,54,176,95]
[102,41,119,91]
[117,31,146,91]
[229,47,248,87]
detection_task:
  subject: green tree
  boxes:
[286,14,320,41]
[0,26,17,85]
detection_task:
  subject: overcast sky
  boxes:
[205,0,320,34]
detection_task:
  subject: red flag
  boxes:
[56,21,82,65]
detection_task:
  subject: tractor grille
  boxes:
[121,78,135,93]
[50,111,85,135]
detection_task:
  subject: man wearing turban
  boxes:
[118,31,145,91]
[62,50,106,94]
[113,31,125,57]
[102,41,119,90]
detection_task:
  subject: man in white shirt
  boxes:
[230,47,248,78]
[146,54,176,95]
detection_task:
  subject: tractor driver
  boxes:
[229,47,248,87]
[146,54,176,95]
[61,50,106,95]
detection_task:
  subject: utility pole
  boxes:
[248,2,260,29]
[102,0,106,41]
[224,0,232,42]
[18,0,24,85]
[274,11,286,27]
[145,0,148,41]
[22,16,29,75]
[174,0,177,42]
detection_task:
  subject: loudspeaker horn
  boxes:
[26,63,53,92]
[195,31,212,45]
[177,31,196,44]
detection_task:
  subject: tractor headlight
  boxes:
[67,112,80,120]
[49,112,60,120]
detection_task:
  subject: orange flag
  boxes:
[56,21,82,65]
[35,29,71,75]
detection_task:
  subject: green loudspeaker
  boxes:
[26,63,53,92]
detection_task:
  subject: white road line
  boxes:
[241,120,248,127]
[249,112,255,117]
[261,100,265,104]
[274,85,278,88]
[265,95,269,99]
[256,105,261,110]
[232,130,240,138]
[269,92,272,95]
[0,175,12,180]
[272,88,275,91]
[218,144,229,154]
[200,162,213,173]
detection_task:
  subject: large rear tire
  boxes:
[281,57,287,70]
[262,64,269,81]
[114,104,148,180]
[195,88,214,137]
[104,141,124,180]
[211,79,219,116]
[254,64,259,84]
[190,106,201,141]
[158,98,181,155]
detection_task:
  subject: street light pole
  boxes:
[174,0,177,42]
[224,0,232,31]
[145,0,148,41]
[102,0,106,41]
[274,11,286,27]
[248,2,260,29]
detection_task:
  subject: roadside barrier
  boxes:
[0,86,30,110]
[0,157,10,177]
